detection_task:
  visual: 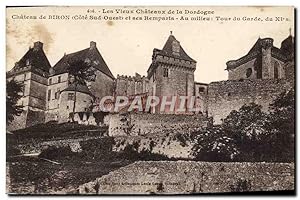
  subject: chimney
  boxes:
[90,41,96,49]
[33,41,43,50]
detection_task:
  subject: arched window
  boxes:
[274,61,279,79]
[246,68,252,78]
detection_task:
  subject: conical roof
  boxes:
[62,83,94,97]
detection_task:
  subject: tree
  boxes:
[222,103,269,141]
[222,103,272,161]
[67,59,96,122]
[267,88,295,162]
[192,90,295,163]
[6,79,24,124]
[191,126,239,161]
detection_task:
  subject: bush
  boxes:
[191,88,295,162]
[191,126,239,162]
[38,146,75,160]
[118,144,169,161]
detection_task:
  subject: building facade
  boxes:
[226,37,294,81]
[6,33,295,130]
[7,42,51,130]
[209,34,295,123]
[45,41,115,123]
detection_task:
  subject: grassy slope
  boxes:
[8,155,133,194]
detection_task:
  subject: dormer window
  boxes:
[246,68,252,78]
[163,68,169,77]
[172,40,180,56]
[26,59,30,66]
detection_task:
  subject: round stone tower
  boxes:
[58,84,94,123]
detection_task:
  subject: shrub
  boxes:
[38,146,75,160]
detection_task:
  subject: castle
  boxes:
[6,33,294,131]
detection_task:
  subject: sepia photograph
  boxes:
[5,6,295,195]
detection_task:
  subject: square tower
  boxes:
[147,33,197,114]
[6,41,51,130]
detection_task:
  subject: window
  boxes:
[274,61,279,79]
[49,78,52,85]
[163,68,169,77]
[55,88,60,99]
[199,87,205,93]
[246,68,252,78]
[153,71,156,82]
[58,76,61,83]
[68,93,75,101]
[22,85,25,96]
[26,59,30,66]
[48,90,51,101]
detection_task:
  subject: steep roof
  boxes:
[226,38,287,70]
[156,34,196,62]
[8,41,51,77]
[52,43,114,79]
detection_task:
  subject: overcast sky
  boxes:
[6,6,294,83]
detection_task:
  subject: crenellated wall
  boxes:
[207,78,294,124]
[108,113,210,137]
[115,73,149,97]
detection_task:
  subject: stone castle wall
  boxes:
[228,58,258,80]
[89,70,115,99]
[194,83,208,114]
[151,65,195,114]
[28,72,48,110]
[108,113,210,137]
[207,78,294,124]
[9,130,194,159]
[115,74,149,97]
[47,73,69,110]
[284,61,295,80]
[228,55,285,81]
[78,161,294,194]
[7,71,48,131]
[58,91,94,123]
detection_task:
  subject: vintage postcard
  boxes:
[6,6,295,195]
